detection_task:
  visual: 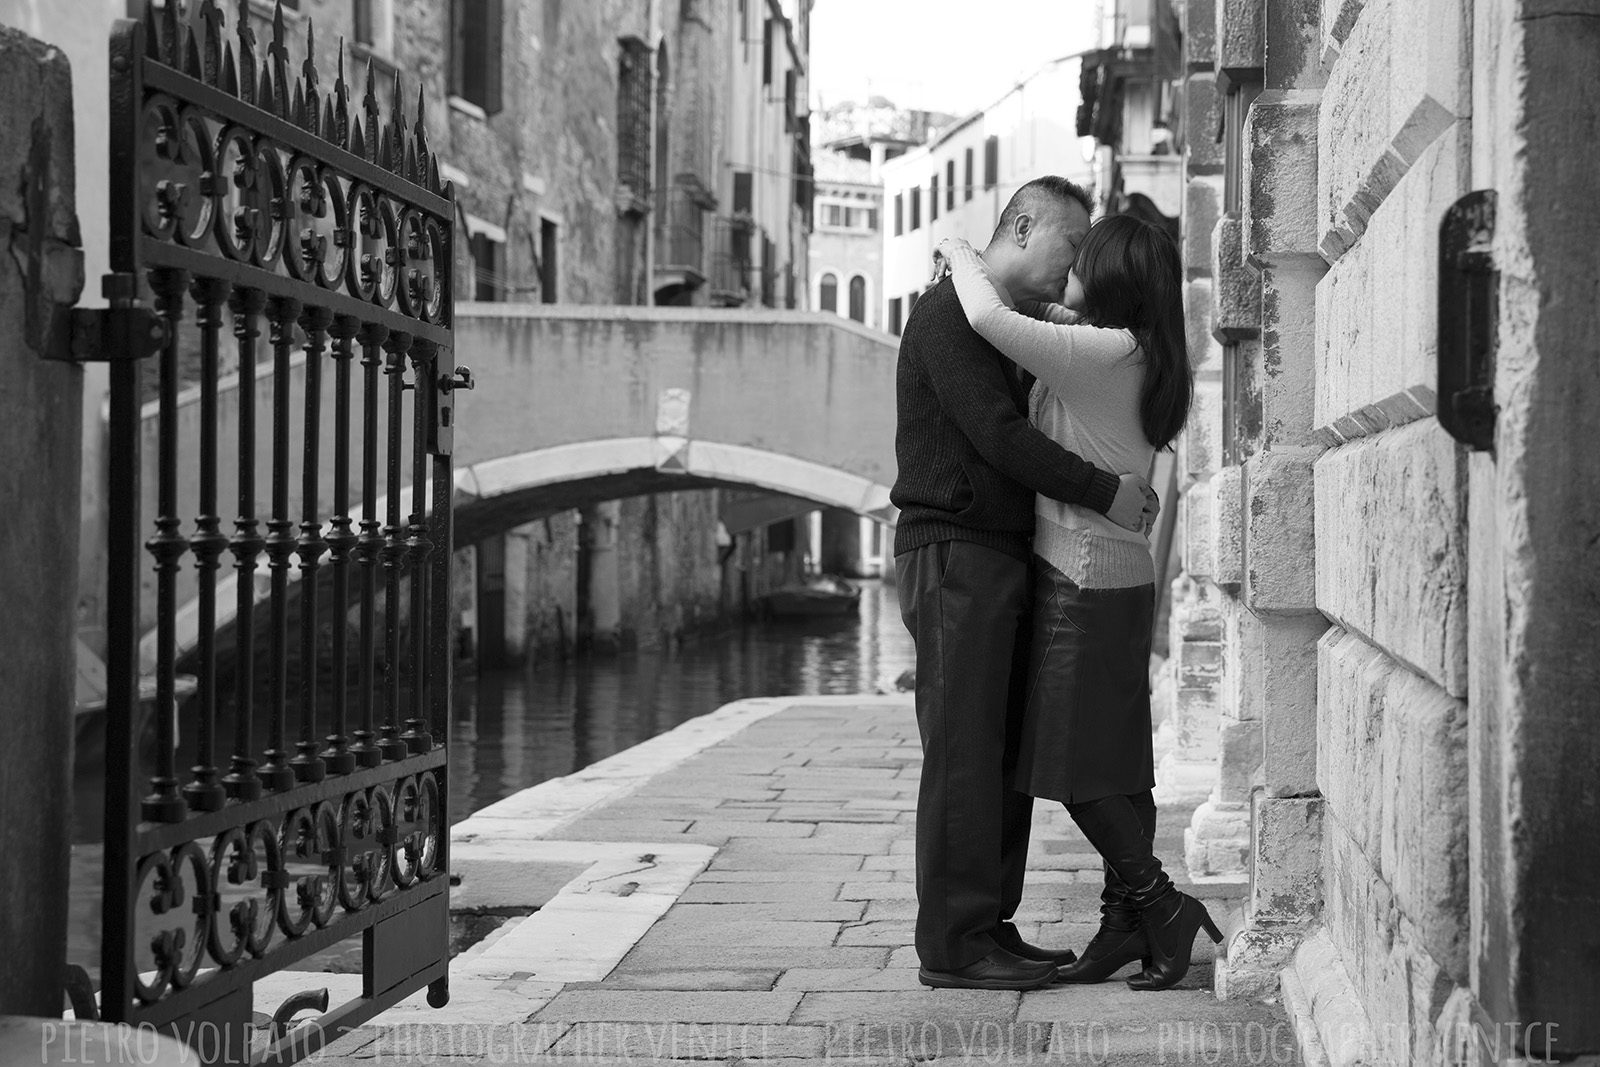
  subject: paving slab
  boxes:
[304,695,1299,1065]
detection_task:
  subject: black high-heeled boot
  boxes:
[1065,793,1220,991]
[1055,793,1156,983]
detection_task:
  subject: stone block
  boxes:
[1313,419,1467,695]
[1316,628,1388,859]
[1259,265,1324,450]
[1250,795,1323,923]
[1211,215,1260,341]
[1263,0,1326,91]
[1318,0,1466,260]
[1216,925,1301,999]
[1221,597,1259,722]
[1184,72,1225,174]
[1178,638,1224,689]
[1183,277,1215,365]
[1184,0,1218,67]
[1243,95,1321,268]
[1210,465,1244,588]
[1183,798,1251,879]
[1377,660,1468,976]
[1314,125,1462,437]
[1216,714,1261,802]
[1170,572,1224,641]
[1215,0,1265,83]
[1242,452,1317,614]
[1323,815,1463,1065]
[1259,613,1329,796]
[1193,335,1225,376]
[1183,485,1215,579]
[1185,378,1224,480]
[1184,175,1224,274]
[1231,337,1264,459]
[1172,686,1221,762]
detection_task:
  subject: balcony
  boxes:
[708,215,756,306]
[655,176,717,298]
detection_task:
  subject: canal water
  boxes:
[447,577,914,819]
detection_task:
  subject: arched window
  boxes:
[819,272,838,313]
[848,275,866,323]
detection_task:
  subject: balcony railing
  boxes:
[655,179,715,283]
[709,215,756,304]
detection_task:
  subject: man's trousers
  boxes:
[896,539,1035,971]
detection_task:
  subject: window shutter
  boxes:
[763,18,774,86]
[984,135,999,189]
[483,0,504,115]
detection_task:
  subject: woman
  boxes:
[936,216,1214,990]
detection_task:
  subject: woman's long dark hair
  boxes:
[1071,215,1193,449]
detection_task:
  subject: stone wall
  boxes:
[0,23,83,1014]
[1174,0,1600,1058]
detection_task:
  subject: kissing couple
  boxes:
[892,175,1221,991]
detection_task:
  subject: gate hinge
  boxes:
[46,274,169,363]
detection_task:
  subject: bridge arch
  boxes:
[454,436,895,544]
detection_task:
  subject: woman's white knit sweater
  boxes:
[946,243,1156,590]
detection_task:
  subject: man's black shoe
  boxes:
[992,930,1079,966]
[918,947,1057,990]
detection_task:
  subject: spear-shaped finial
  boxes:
[389,69,406,175]
[268,0,291,119]
[236,0,257,104]
[332,39,350,148]
[413,83,430,184]
[196,0,224,85]
[182,21,203,78]
[161,0,181,66]
[362,57,381,164]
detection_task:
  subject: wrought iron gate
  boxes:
[92,1,463,1058]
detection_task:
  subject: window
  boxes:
[1223,82,1263,214]
[894,193,903,236]
[907,289,920,318]
[733,170,753,213]
[983,135,999,189]
[761,236,775,307]
[784,69,797,132]
[450,0,504,115]
[848,275,866,323]
[946,160,956,210]
[762,17,774,86]
[819,272,838,313]
[964,147,974,200]
[930,174,939,221]
[616,37,653,200]
[469,230,504,301]
[888,297,903,336]
[866,207,879,231]
[539,217,559,303]
[910,186,921,231]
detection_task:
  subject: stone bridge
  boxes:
[129,306,900,664]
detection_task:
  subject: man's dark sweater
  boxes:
[891,277,1120,562]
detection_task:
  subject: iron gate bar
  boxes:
[225,286,266,802]
[100,0,456,1046]
[188,275,231,812]
[294,304,332,784]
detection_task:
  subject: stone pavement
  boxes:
[296,697,1303,1066]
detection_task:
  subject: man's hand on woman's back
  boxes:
[1107,473,1160,534]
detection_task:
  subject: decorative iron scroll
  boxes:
[100,0,457,1054]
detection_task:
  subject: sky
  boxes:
[808,0,1103,117]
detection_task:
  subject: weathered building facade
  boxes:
[1155,0,1600,1060]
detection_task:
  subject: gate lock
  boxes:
[430,363,474,456]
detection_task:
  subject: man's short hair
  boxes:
[989,176,1094,245]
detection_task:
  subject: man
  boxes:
[893,176,1155,990]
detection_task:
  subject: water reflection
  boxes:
[449,578,913,819]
